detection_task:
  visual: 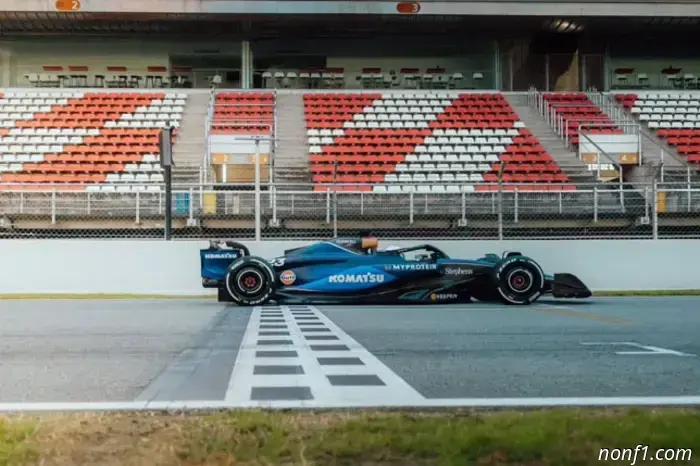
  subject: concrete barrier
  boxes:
[0,239,695,295]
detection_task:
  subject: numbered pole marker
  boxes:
[55,0,81,11]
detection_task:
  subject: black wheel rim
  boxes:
[237,268,264,295]
[506,268,533,294]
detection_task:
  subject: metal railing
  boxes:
[532,93,628,181]
[1,180,699,241]
[575,126,626,200]
[600,91,700,183]
[203,87,216,180]
[586,92,638,128]
[608,72,700,92]
[255,69,496,91]
[534,89,700,184]
[530,90,647,188]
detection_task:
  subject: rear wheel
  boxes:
[224,256,275,306]
[493,257,545,305]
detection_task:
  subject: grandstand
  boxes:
[0,12,699,239]
[0,90,186,191]
[305,92,574,192]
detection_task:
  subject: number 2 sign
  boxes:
[55,0,81,11]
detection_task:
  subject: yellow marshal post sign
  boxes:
[618,153,639,164]
[211,153,269,165]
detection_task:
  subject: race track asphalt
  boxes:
[0,296,699,408]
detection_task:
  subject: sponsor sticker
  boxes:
[328,273,385,284]
[271,257,286,267]
[444,267,473,276]
[384,263,438,271]
[204,252,239,260]
[280,270,296,285]
[431,293,458,301]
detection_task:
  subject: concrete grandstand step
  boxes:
[273,93,311,184]
[274,174,314,190]
[173,167,202,184]
[172,91,209,170]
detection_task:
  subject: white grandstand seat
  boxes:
[616,92,700,163]
[307,92,574,193]
[0,90,186,190]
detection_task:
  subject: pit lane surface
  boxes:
[0,297,699,409]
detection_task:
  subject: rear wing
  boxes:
[200,241,250,285]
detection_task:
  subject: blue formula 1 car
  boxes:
[199,237,591,306]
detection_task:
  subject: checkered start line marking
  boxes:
[224,305,425,407]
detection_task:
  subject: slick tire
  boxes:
[224,256,275,306]
[493,256,545,305]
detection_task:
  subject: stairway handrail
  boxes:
[203,88,217,184]
[526,88,624,184]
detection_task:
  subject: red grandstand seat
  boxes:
[542,92,622,145]
[211,92,275,135]
[0,90,185,191]
[304,92,573,192]
[619,93,700,163]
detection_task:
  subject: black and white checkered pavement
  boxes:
[225,305,425,407]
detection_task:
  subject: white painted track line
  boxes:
[224,306,262,403]
[2,396,700,412]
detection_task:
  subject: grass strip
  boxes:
[593,289,700,297]
[0,408,698,465]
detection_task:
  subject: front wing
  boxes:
[546,273,592,299]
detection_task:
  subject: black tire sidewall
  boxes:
[225,257,275,306]
[494,257,545,305]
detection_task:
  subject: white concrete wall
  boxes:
[0,239,694,295]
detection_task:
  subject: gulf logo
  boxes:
[280,270,296,286]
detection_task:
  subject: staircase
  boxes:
[172,90,210,185]
[505,94,600,184]
[272,93,312,189]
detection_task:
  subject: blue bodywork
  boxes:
[200,238,587,305]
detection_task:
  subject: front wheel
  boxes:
[224,256,275,306]
[493,256,545,305]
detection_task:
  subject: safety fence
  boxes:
[0,181,698,240]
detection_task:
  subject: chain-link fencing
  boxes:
[1,181,699,240]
